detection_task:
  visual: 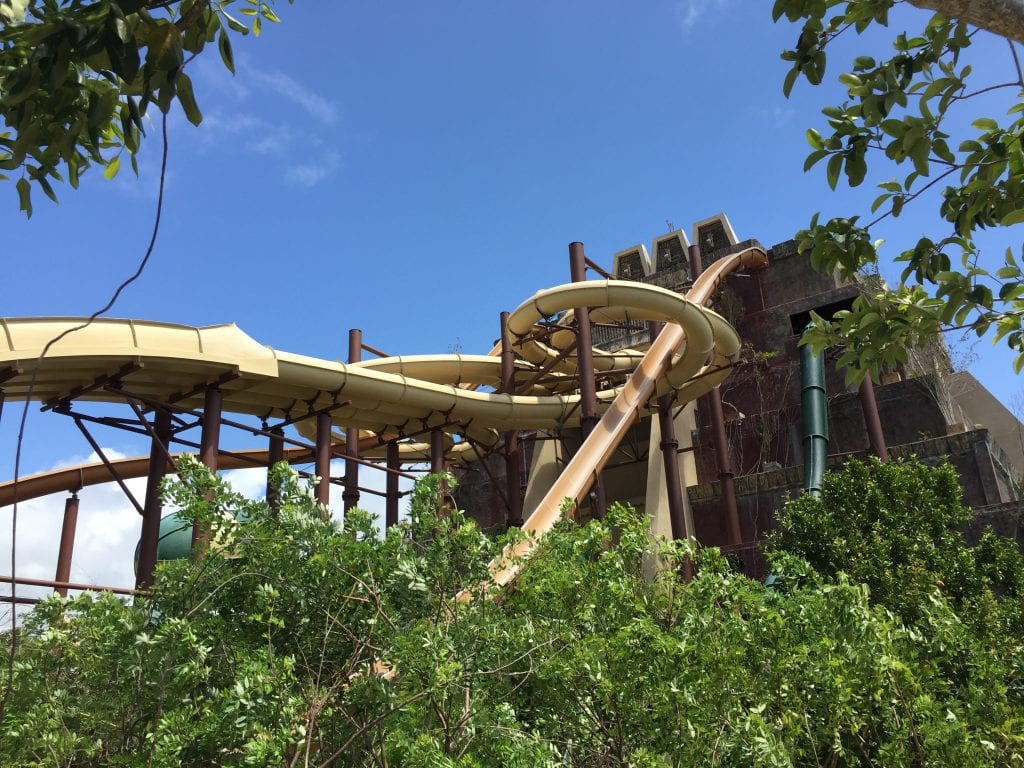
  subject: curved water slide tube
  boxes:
[0,248,766,558]
[477,246,768,591]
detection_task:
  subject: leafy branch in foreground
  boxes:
[2,457,1024,765]
[0,0,292,216]
[775,0,1024,379]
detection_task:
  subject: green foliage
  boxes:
[772,455,1024,643]
[774,1,1024,379]
[0,0,292,216]
[3,458,1024,765]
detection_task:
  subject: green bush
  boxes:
[1,456,1022,766]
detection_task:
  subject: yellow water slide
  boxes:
[0,247,766,584]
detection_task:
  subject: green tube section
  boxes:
[800,326,829,497]
[133,512,193,573]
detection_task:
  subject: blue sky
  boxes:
[1,1,1022,592]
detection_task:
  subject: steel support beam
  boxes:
[501,311,523,527]
[193,387,223,553]
[0,574,135,596]
[315,411,332,511]
[430,428,448,514]
[386,442,400,528]
[266,426,285,511]
[569,241,606,518]
[137,408,172,589]
[689,244,742,546]
[344,329,362,513]
[859,376,888,461]
[70,415,144,515]
[54,493,79,597]
[648,322,687,542]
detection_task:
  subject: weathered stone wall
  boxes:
[688,429,1022,550]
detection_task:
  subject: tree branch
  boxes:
[907,0,1024,44]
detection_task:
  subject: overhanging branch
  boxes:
[908,0,1024,44]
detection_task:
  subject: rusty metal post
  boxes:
[386,441,400,528]
[266,426,284,511]
[54,493,79,597]
[137,408,171,589]
[689,244,742,546]
[430,429,445,474]
[430,428,449,514]
[315,411,332,511]
[859,376,888,461]
[193,387,223,552]
[500,311,523,527]
[344,329,362,512]
[569,241,607,518]
[648,322,687,542]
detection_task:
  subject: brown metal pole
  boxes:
[859,376,888,461]
[648,322,687,541]
[344,329,362,512]
[569,241,607,518]
[430,429,445,474]
[430,428,448,515]
[193,387,223,553]
[689,244,742,546]
[386,441,400,528]
[315,411,332,511]
[0,574,136,596]
[500,311,524,527]
[137,408,171,589]
[54,493,79,597]
[266,426,284,511]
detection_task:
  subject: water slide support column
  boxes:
[430,428,448,515]
[859,376,888,461]
[689,245,742,546]
[193,387,222,553]
[137,408,171,589]
[54,493,79,597]
[569,241,607,518]
[266,426,284,512]
[315,411,332,511]
[386,442,400,528]
[344,329,362,513]
[648,321,688,541]
[501,311,523,528]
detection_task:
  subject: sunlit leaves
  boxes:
[1,0,293,214]
[775,0,1024,377]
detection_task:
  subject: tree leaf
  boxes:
[1001,209,1024,226]
[826,154,842,190]
[104,154,121,180]
[16,177,31,218]
[176,73,203,126]
[218,29,235,74]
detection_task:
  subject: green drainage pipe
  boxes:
[800,325,829,497]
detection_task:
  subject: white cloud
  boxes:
[285,151,341,187]
[674,0,728,32]
[250,69,340,126]
[759,103,796,125]
[246,124,296,155]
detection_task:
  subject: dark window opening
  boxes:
[789,297,855,336]
[617,250,645,280]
